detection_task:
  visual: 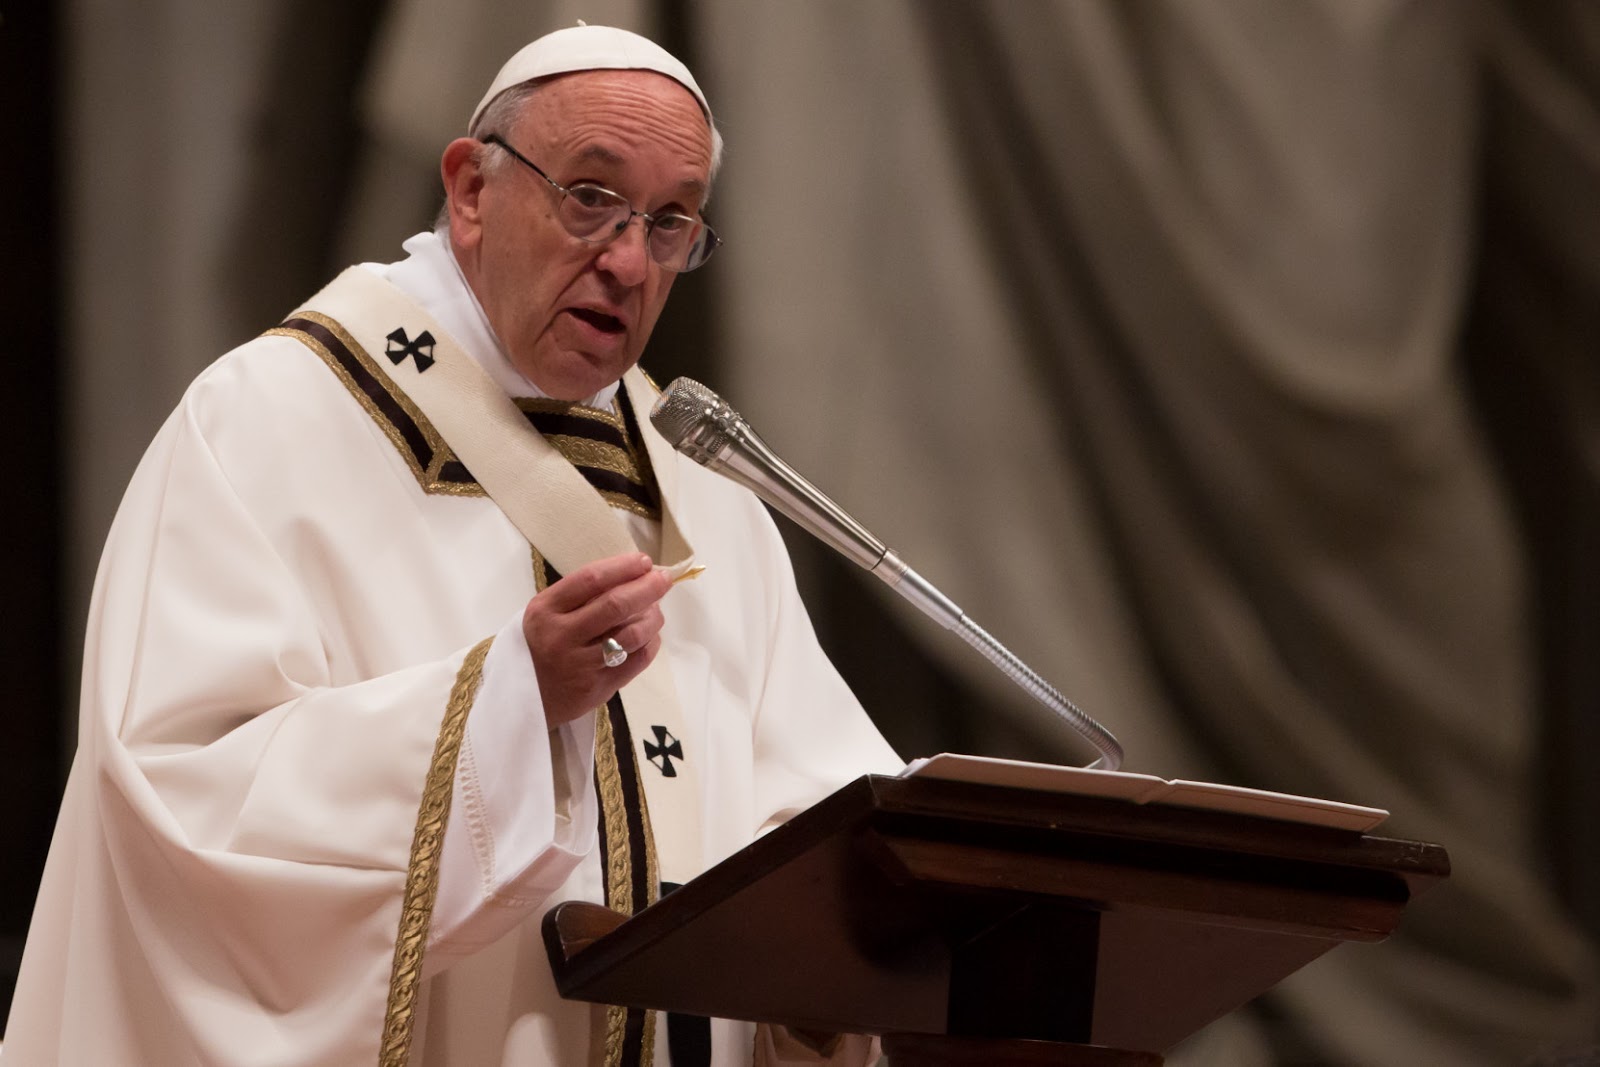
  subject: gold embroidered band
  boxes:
[269,314,482,496]
[271,316,661,521]
[378,636,494,1067]
[519,396,662,519]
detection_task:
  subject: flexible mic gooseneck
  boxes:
[650,377,1124,771]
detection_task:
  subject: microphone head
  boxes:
[650,377,728,449]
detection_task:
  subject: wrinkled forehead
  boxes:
[515,71,714,198]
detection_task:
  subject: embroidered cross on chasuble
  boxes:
[526,396,712,1067]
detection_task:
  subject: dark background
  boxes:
[1,1,65,1029]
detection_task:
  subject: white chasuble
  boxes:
[6,257,901,1066]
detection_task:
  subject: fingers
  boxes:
[575,574,671,645]
[522,552,676,728]
[533,554,670,648]
[596,602,665,661]
[539,553,656,613]
[523,553,668,649]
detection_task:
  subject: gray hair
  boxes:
[434,76,723,234]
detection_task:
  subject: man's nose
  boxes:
[596,216,651,285]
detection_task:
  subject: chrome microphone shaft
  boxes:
[675,409,891,572]
[650,377,1124,769]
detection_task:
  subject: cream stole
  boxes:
[291,266,705,890]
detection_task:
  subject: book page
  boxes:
[901,753,1387,831]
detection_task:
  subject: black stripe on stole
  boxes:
[585,467,659,513]
[601,695,655,1065]
[615,386,664,513]
[603,696,655,916]
[278,316,477,489]
[523,408,631,449]
[284,316,432,467]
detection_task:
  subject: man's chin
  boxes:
[518,346,638,402]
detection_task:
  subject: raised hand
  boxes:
[521,552,672,727]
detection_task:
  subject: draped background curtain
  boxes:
[43,1,1600,1063]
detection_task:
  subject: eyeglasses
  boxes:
[481,135,721,273]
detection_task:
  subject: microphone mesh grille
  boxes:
[649,377,723,446]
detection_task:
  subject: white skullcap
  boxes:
[469,23,712,134]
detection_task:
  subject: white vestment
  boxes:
[6,233,902,1066]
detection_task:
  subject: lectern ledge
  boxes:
[542,770,1448,1065]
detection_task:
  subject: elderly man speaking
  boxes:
[6,25,900,1067]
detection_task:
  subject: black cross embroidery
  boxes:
[385,327,437,372]
[644,725,683,778]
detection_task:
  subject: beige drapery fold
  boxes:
[65,1,1599,1062]
[697,4,1595,1062]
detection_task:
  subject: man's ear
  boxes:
[440,138,488,246]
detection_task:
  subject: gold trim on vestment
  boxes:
[598,490,660,521]
[595,707,649,1067]
[267,314,484,497]
[524,398,660,522]
[594,708,633,916]
[595,704,660,1067]
[378,636,494,1067]
[636,762,661,906]
[514,395,629,434]
[544,434,646,486]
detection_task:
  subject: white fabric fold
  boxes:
[428,613,598,974]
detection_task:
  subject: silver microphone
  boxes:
[649,377,1124,770]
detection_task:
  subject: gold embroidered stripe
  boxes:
[544,435,658,518]
[516,395,629,436]
[521,393,662,518]
[595,702,659,1067]
[276,316,663,521]
[544,434,645,487]
[379,636,493,1067]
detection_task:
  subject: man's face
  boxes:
[448,70,713,400]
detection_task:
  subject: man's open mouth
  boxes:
[568,307,625,334]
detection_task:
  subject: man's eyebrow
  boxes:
[674,176,708,203]
[573,144,627,168]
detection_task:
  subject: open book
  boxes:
[901,753,1387,832]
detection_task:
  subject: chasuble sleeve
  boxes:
[58,341,596,1063]
[724,496,905,836]
[428,614,600,970]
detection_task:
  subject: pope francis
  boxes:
[4,24,901,1067]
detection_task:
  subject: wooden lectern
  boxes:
[543,773,1449,1065]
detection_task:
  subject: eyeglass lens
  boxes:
[558,186,716,272]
